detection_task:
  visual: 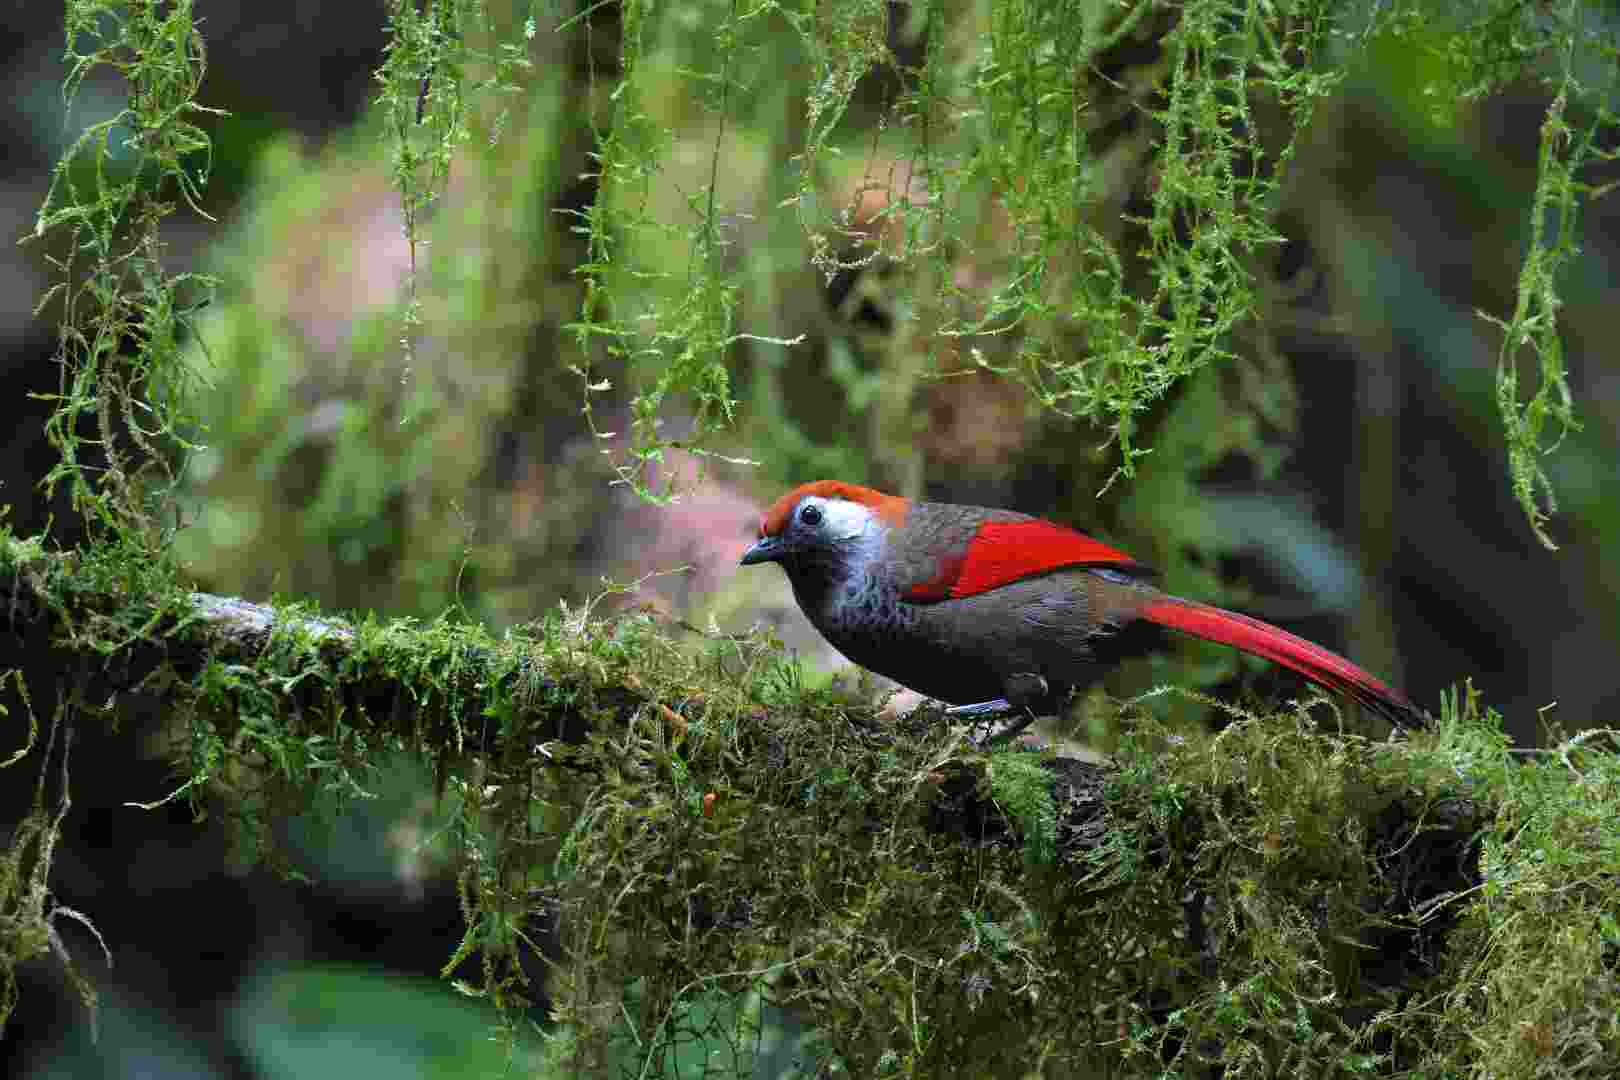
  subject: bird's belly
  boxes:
[795,578,994,703]
[821,620,1008,704]
[809,573,1132,705]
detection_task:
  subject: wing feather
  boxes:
[902,519,1150,601]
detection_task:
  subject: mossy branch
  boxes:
[0,530,1500,1063]
[0,537,636,773]
[9,531,1620,1075]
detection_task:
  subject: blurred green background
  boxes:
[4,1,1619,1076]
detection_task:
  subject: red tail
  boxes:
[1139,599,1425,729]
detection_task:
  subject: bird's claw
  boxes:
[945,698,1014,719]
[945,698,1037,748]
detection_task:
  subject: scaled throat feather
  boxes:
[790,500,892,618]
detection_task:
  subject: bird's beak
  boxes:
[739,535,784,566]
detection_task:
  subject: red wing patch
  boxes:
[903,518,1149,601]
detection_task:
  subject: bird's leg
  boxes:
[943,698,1012,719]
[946,673,1047,745]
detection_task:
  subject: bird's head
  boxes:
[738,481,907,573]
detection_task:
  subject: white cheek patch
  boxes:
[814,498,875,543]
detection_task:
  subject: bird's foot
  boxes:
[951,705,1036,748]
[946,673,1049,747]
[945,698,1013,719]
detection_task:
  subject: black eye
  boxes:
[799,504,823,527]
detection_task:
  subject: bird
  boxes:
[739,480,1425,731]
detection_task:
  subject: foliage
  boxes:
[175,3,593,625]
[8,0,223,1034]
[29,0,221,541]
[568,0,1615,536]
[1360,0,1620,551]
[374,0,538,374]
[564,0,785,500]
[1470,0,1620,550]
[11,0,1620,1074]
[0,666,108,1043]
[172,117,591,623]
[987,746,1059,865]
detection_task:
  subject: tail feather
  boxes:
[1139,598,1426,729]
